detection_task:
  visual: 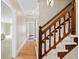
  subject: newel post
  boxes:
[39,26,42,59]
[71,0,76,35]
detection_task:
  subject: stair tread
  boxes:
[62,42,77,45]
[43,55,60,59]
[54,49,68,52]
[70,35,78,37]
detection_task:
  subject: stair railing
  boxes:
[39,1,76,59]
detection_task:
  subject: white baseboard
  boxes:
[35,45,38,59]
[16,38,27,56]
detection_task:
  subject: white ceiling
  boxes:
[1,0,39,17]
[1,0,73,18]
[17,0,38,11]
[17,0,39,16]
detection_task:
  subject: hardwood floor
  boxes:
[16,40,36,59]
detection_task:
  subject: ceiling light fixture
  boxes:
[47,0,54,7]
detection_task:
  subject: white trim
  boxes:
[36,20,38,40]
[35,46,38,59]
[76,0,78,35]
[26,22,29,39]
[12,11,16,58]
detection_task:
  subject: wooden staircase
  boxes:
[58,37,78,59]
[38,0,77,59]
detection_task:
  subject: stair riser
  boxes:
[74,37,78,44]
[65,45,76,51]
[58,52,67,58]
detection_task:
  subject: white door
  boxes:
[26,22,36,39]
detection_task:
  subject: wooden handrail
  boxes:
[41,4,73,33]
[39,1,76,59]
[41,2,73,29]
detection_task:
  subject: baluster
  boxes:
[44,32,46,54]
[49,28,51,48]
[71,1,76,35]
[63,16,66,35]
[59,19,61,41]
[68,12,71,32]
[54,24,56,48]
[39,26,42,59]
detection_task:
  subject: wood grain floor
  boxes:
[16,40,36,59]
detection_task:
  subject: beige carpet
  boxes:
[16,40,36,59]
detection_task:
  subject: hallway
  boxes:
[16,40,37,59]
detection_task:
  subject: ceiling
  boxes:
[1,0,73,18]
[2,0,39,16]
[17,0,38,12]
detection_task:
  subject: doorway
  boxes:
[26,21,36,40]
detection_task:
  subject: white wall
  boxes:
[1,1,12,20]
[1,1,13,34]
[1,1,26,57]
[16,12,26,52]
[1,23,11,35]
[36,0,72,44]
[39,0,72,26]
[64,47,78,59]
[1,1,17,58]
